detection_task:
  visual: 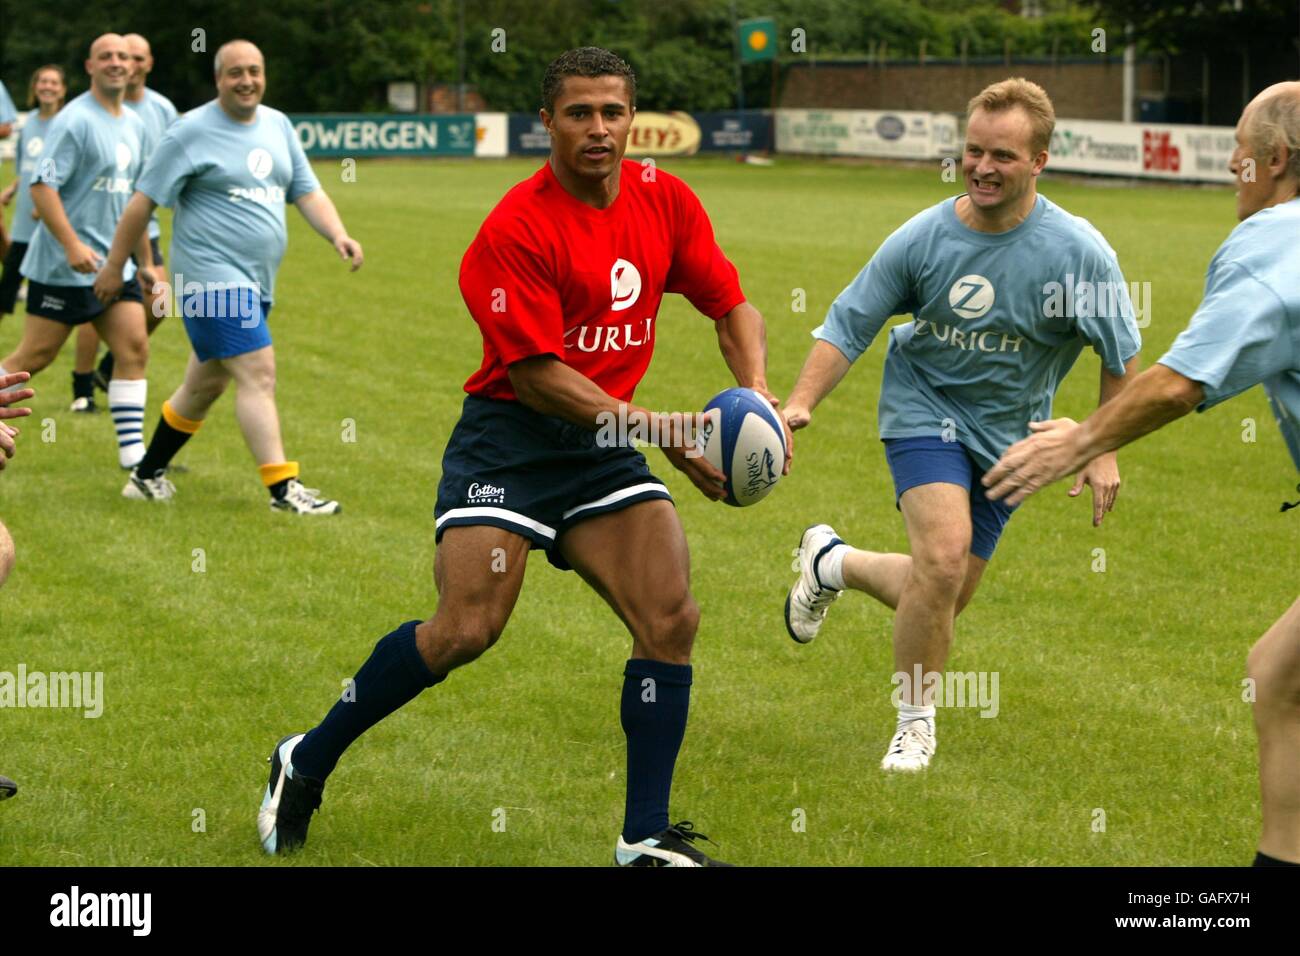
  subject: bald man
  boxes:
[0,34,155,470]
[96,39,361,512]
[83,32,180,404]
[985,82,1300,866]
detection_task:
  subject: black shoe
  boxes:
[615,820,733,866]
[0,775,16,800]
[257,733,324,854]
[92,368,110,394]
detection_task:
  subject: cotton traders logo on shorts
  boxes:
[948,274,995,319]
[246,148,274,180]
[40,294,65,311]
[610,258,641,312]
[466,482,505,505]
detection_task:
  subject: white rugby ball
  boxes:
[697,387,786,507]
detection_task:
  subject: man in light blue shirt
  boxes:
[87,32,181,392]
[781,78,1141,773]
[0,35,156,470]
[986,82,1300,867]
[95,39,363,514]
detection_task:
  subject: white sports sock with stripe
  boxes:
[109,377,147,468]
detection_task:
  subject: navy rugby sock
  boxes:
[291,620,444,782]
[72,371,95,400]
[620,658,692,844]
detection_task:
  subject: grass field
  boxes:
[0,156,1291,866]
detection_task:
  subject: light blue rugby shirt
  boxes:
[10,111,55,244]
[125,87,179,240]
[1160,197,1300,473]
[20,92,150,286]
[815,194,1142,471]
[136,100,320,303]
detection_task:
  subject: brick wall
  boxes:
[779,59,1163,121]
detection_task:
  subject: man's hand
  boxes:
[92,262,125,304]
[656,412,726,501]
[750,384,792,476]
[333,235,363,271]
[64,239,104,274]
[0,372,34,473]
[783,403,811,432]
[0,182,15,206]
[1070,450,1120,526]
[983,418,1086,508]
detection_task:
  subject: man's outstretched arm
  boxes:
[983,363,1204,506]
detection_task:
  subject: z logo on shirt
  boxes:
[610,258,641,312]
[948,274,995,319]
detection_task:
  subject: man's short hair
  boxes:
[1245,87,1300,182]
[214,39,258,77]
[541,47,636,114]
[967,77,1056,155]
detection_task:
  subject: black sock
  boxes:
[620,659,692,844]
[97,350,115,381]
[291,620,444,782]
[269,478,291,500]
[136,417,194,479]
[1253,850,1300,866]
[71,371,95,400]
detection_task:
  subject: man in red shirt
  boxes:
[258,48,787,865]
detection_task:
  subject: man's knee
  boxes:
[420,607,507,668]
[1248,631,1300,712]
[910,540,969,597]
[20,341,59,373]
[189,376,228,406]
[637,593,699,660]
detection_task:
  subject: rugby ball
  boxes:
[697,387,786,507]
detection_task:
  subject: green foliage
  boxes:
[0,0,1145,114]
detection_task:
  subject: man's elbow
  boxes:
[1157,365,1204,414]
[507,360,547,410]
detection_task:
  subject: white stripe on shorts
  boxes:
[435,506,557,542]
[562,482,672,522]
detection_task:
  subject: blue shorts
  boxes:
[181,288,273,362]
[434,395,673,571]
[883,436,1017,561]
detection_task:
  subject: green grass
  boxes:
[0,156,1289,865]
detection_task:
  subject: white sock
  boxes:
[896,701,936,733]
[815,542,848,590]
[109,377,147,468]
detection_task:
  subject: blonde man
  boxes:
[782,78,1140,772]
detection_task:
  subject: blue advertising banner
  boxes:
[694,112,772,152]
[508,111,772,156]
[509,114,552,155]
[290,114,478,157]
